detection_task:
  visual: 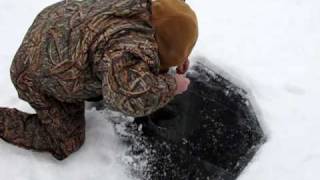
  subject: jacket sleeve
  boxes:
[100,26,177,117]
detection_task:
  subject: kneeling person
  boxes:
[0,0,198,160]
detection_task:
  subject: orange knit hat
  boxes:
[151,0,198,71]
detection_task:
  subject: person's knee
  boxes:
[62,133,85,155]
[52,132,85,160]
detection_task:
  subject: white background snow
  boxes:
[0,0,320,179]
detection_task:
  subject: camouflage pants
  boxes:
[0,72,85,160]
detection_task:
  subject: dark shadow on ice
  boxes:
[114,59,266,180]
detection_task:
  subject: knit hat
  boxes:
[152,0,198,71]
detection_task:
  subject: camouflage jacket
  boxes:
[10,0,177,117]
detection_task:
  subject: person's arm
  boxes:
[100,25,177,117]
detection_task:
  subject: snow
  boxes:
[188,1,320,179]
[1,0,320,179]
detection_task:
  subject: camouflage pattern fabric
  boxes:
[0,0,176,160]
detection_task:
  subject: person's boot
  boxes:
[0,108,5,137]
[0,108,32,147]
[0,107,29,139]
[0,107,51,151]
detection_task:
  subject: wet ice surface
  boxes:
[1,0,320,180]
[114,61,265,180]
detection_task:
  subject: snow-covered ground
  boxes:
[1,0,320,179]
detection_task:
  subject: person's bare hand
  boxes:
[174,74,190,95]
[176,59,190,74]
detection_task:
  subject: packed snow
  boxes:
[0,0,320,179]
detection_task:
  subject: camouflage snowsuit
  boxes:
[0,0,176,160]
